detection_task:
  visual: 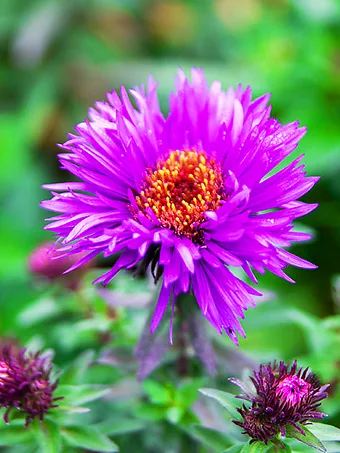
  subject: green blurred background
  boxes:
[0,0,340,361]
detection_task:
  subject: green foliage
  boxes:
[188,425,233,451]
[137,378,203,425]
[199,388,242,421]
[285,424,326,452]
[61,426,118,452]
[309,423,340,442]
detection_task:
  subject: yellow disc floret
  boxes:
[135,149,225,242]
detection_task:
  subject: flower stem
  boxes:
[176,298,188,377]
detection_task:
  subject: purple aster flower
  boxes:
[231,361,329,444]
[41,68,318,344]
[0,344,60,425]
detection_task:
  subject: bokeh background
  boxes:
[0,0,340,445]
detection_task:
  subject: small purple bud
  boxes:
[232,361,329,444]
[27,241,95,290]
[0,344,61,425]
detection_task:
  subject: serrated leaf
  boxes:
[285,424,326,452]
[309,423,340,442]
[61,426,118,452]
[31,419,61,453]
[56,385,110,406]
[58,350,94,385]
[188,425,232,452]
[199,388,241,421]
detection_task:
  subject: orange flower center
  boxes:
[135,149,226,242]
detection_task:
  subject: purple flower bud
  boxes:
[28,241,95,290]
[232,361,329,444]
[0,344,61,425]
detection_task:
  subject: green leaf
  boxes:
[199,388,241,421]
[309,423,340,442]
[264,442,292,453]
[175,379,204,408]
[31,419,61,453]
[287,309,334,354]
[188,425,233,452]
[57,404,91,414]
[61,426,118,452]
[322,442,340,453]
[285,424,326,452]
[58,350,94,385]
[222,445,244,453]
[166,406,185,424]
[94,417,145,436]
[0,422,32,446]
[135,404,166,421]
[240,442,270,452]
[17,295,61,327]
[56,385,110,406]
[143,380,172,405]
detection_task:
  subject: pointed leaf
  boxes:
[0,422,32,446]
[309,423,340,442]
[61,426,118,452]
[188,425,233,452]
[56,385,110,406]
[199,388,241,420]
[285,424,326,452]
[31,419,61,453]
[18,295,61,327]
[57,404,91,414]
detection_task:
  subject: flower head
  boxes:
[28,241,94,290]
[232,361,329,444]
[41,68,318,344]
[0,344,60,425]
